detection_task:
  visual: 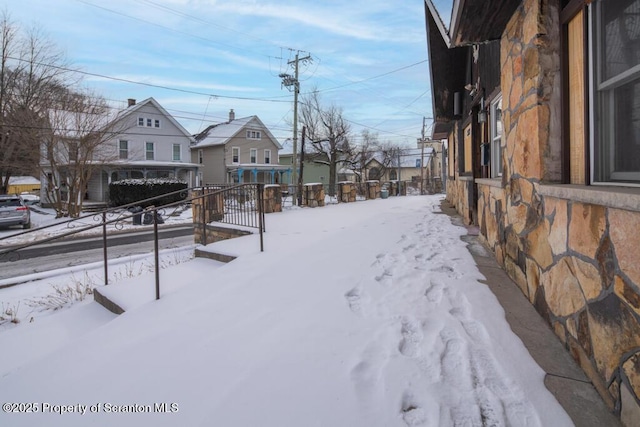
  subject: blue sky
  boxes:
[0,0,453,146]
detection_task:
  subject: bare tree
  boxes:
[343,129,380,182]
[0,11,75,194]
[299,89,352,196]
[40,90,126,217]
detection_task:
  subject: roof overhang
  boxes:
[424,0,520,139]
[424,1,467,134]
[449,0,521,46]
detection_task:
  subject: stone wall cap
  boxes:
[539,184,640,213]
[264,184,280,188]
[304,183,324,186]
[476,178,504,188]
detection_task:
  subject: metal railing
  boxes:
[0,183,265,300]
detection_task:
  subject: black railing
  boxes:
[0,183,265,300]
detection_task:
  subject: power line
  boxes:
[7,55,290,103]
[75,0,274,59]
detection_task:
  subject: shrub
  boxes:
[108,178,188,208]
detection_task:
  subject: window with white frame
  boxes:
[137,116,161,128]
[232,147,240,163]
[490,95,503,177]
[246,130,261,140]
[119,140,128,159]
[172,144,181,161]
[593,0,640,184]
[250,148,257,163]
[146,142,155,160]
[264,149,271,164]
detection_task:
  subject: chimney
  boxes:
[229,109,235,122]
[127,98,136,107]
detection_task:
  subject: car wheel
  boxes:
[23,222,31,230]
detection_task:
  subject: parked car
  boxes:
[0,195,31,229]
[19,192,40,206]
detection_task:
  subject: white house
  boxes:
[40,97,199,205]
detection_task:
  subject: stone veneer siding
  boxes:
[465,0,640,423]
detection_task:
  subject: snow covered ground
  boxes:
[0,194,573,426]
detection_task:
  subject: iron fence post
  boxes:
[258,184,264,252]
[154,208,160,300]
[102,212,108,286]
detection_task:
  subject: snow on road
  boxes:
[0,195,572,426]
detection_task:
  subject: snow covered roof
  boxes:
[8,176,40,185]
[118,98,195,142]
[192,116,282,149]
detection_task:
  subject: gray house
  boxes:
[191,109,288,184]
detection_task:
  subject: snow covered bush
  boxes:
[108,178,188,208]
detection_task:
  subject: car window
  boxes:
[0,198,21,207]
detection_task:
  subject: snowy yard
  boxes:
[0,194,572,426]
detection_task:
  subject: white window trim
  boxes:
[264,149,271,164]
[146,142,155,161]
[250,148,258,164]
[232,147,240,164]
[137,116,161,128]
[172,143,182,161]
[490,95,503,178]
[119,140,128,159]
[246,130,262,140]
[590,1,640,186]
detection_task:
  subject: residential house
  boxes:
[40,97,199,206]
[191,110,288,185]
[425,0,640,423]
[279,151,330,185]
[365,147,435,183]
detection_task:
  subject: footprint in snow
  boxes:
[424,279,445,304]
[399,316,424,358]
[345,287,366,316]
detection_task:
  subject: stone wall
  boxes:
[263,185,282,213]
[446,177,473,225]
[302,183,325,207]
[191,188,224,224]
[470,0,640,423]
[193,223,251,246]
[366,181,380,199]
[337,182,357,203]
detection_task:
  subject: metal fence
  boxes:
[0,183,265,300]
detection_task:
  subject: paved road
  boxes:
[0,226,195,282]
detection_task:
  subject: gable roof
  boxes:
[192,115,282,149]
[119,97,194,141]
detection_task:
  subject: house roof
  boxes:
[192,116,282,149]
[119,98,194,141]
[8,176,40,185]
[425,0,518,139]
[366,147,435,168]
[440,0,521,47]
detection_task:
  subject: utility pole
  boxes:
[420,116,426,195]
[280,51,311,204]
[298,126,306,206]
